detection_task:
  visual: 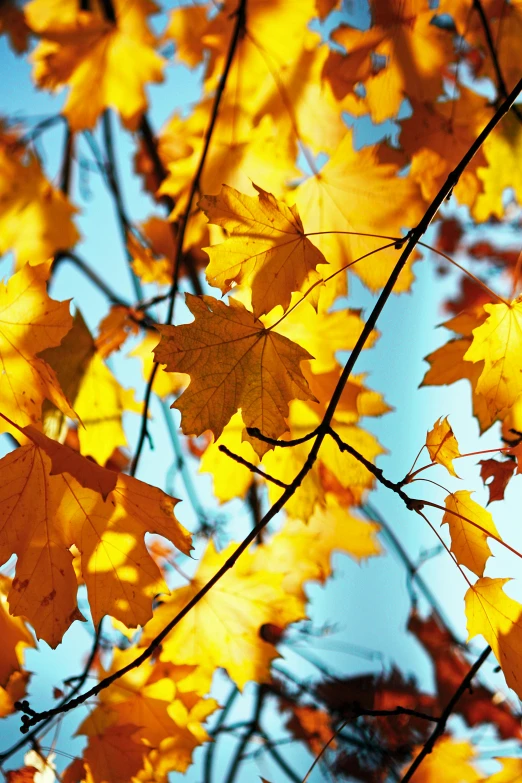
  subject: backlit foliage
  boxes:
[1,0,522,781]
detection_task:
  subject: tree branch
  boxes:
[400,646,491,782]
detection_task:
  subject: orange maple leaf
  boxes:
[443,490,500,578]
[26,0,164,131]
[426,416,461,477]
[200,184,326,318]
[0,426,191,647]
[154,294,315,454]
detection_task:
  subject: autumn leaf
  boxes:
[96,305,142,358]
[154,294,315,454]
[406,737,481,782]
[0,428,191,646]
[199,411,258,504]
[42,311,142,465]
[0,261,77,435]
[140,540,305,690]
[250,496,381,598]
[0,0,30,53]
[485,758,522,783]
[426,416,461,477]
[443,491,500,577]
[325,0,453,123]
[473,115,522,222]
[479,458,516,504]
[464,299,522,421]
[0,576,35,687]
[421,310,493,431]
[82,723,147,783]
[408,611,522,740]
[465,578,522,699]
[164,5,209,68]
[0,133,79,266]
[128,233,172,286]
[199,184,326,318]
[295,131,425,304]
[77,650,218,779]
[27,0,164,130]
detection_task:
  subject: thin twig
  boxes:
[130,0,247,477]
[218,444,289,488]
[53,251,132,308]
[0,621,103,761]
[246,426,319,448]
[302,719,348,783]
[258,730,302,783]
[354,706,440,722]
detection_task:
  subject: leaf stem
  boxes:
[419,241,510,306]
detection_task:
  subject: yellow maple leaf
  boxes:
[154,294,315,454]
[163,5,209,68]
[0,262,76,435]
[0,428,191,646]
[295,131,425,304]
[421,309,495,432]
[443,490,501,577]
[140,540,305,690]
[0,139,79,266]
[128,233,172,287]
[406,737,481,782]
[75,354,142,466]
[27,0,164,131]
[464,299,522,422]
[426,416,461,477]
[473,114,522,222]
[199,184,326,318]
[202,0,345,156]
[251,496,381,598]
[160,108,298,225]
[263,400,385,519]
[400,89,490,206]
[465,577,522,700]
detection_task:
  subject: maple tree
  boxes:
[3,0,522,780]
